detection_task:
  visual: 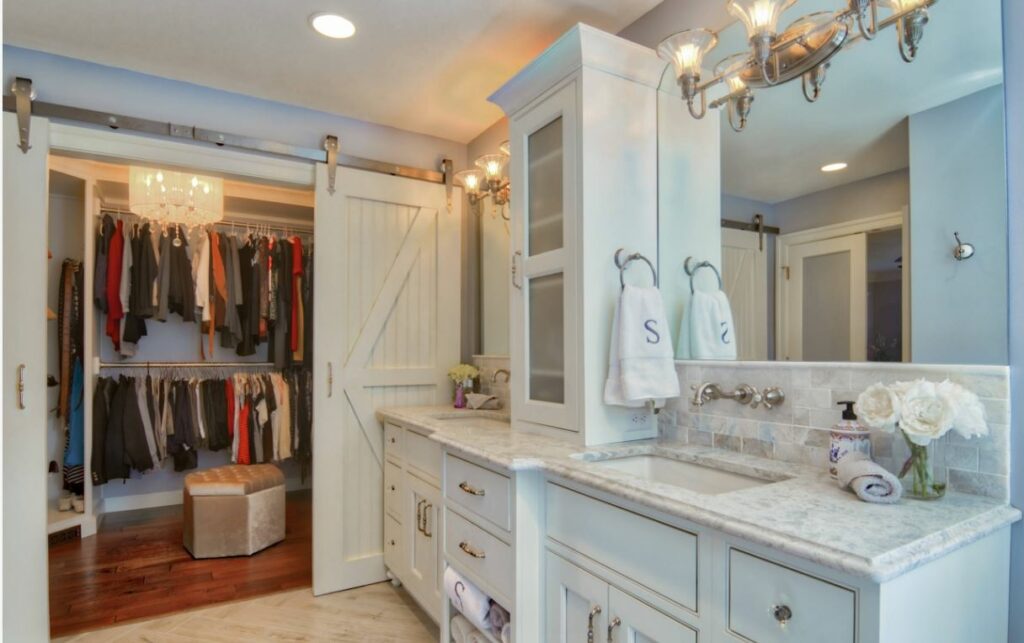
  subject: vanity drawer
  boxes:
[384,423,403,459]
[546,483,698,611]
[445,454,511,531]
[385,514,402,570]
[384,461,402,520]
[406,429,441,482]
[729,549,855,643]
[445,508,513,599]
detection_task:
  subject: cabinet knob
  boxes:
[389,539,396,546]
[772,604,793,626]
[390,485,396,491]
[458,481,486,496]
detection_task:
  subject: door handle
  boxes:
[327,361,333,398]
[587,605,602,643]
[422,503,432,538]
[16,364,25,410]
[416,500,426,534]
[512,251,523,290]
[607,617,621,643]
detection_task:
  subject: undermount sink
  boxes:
[593,455,772,495]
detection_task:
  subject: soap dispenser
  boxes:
[829,402,872,478]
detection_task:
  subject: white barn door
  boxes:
[721,229,769,360]
[3,113,52,640]
[313,164,460,594]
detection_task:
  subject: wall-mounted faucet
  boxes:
[491,368,510,384]
[691,382,785,410]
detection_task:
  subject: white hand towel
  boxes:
[836,452,902,504]
[680,290,737,360]
[450,616,474,643]
[466,393,501,410]
[605,286,679,406]
[444,567,492,633]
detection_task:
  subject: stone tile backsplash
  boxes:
[472,355,511,412]
[660,361,1011,501]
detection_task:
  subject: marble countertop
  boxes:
[376,406,1021,583]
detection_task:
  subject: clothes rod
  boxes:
[98,361,276,369]
[2,95,447,185]
[98,208,314,235]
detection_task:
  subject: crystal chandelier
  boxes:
[128,166,225,227]
[454,141,511,217]
[658,0,935,132]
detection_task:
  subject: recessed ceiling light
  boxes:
[310,13,355,39]
[821,162,848,173]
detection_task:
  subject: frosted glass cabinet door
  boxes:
[546,553,608,643]
[510,81,578,431]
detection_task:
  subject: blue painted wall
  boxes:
[3,46,467,171]
[909,85,1008,365]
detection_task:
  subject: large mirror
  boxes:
[711,0,1006,365]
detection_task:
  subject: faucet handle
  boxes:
[761,387,786,409]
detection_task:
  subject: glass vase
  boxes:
[898,429,946,500]
[453,384,467,409]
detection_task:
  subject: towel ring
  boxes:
[683,257,723,294]
[614,248,658,289]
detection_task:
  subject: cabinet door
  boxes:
[547,552,608,643]
[405,473,441,619]
[510,81,579,432]
[608,586,697,643]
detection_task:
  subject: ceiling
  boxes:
[2,0,659,144]
[713,0,1004,203]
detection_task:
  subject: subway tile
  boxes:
[978,448,1009,476]
[806,408,843,430]
[789,388,832,409]
[713,433,743,453]
[944,445,979,472]
[803,429,832,448]
[810,368,851,390]
[688,428,714,447]
[742,437,774,459]
[947,469,1008,501]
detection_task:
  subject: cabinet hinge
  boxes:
[783,266,791,280]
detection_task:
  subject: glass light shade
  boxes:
[475,154,508,180]
[657,29,718,79]
[880,0,927,11]
[715,53,750,93]
[499,140,511,156]
[727,0,798,39]
[454,169,485,196]
[129,166,224,227]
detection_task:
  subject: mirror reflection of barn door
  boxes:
[721,229,769,360]
[313,165,460,595]
[780,233,868,362]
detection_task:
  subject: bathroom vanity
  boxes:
[378,407,1019,643]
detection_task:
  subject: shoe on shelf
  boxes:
[58,491,72,512]
[72,495,85,514]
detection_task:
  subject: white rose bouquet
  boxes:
[855,379,988,499]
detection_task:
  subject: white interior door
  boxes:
[313,164,460,594]
[3,113,52,640]
[781,234,867,361]
[721,229,769,361]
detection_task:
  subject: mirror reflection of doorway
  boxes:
[776,213,908,362]
[721,229,769,361]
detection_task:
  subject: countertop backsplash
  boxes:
[472,355,511,411]
[660,361,1011,501]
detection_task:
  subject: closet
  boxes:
[44,154,317,536]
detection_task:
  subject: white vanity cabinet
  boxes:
[543,480,1011,643]
[490,25,680,446]
[383,421,443,622]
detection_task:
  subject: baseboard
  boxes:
[99,476,311,515]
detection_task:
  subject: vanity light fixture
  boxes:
[821,162,848,172]
[310,13,356,39]
[456,141,511,218]
[658,0,937,131]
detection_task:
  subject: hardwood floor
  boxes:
[49,490,313,638]
[54,583,438,642]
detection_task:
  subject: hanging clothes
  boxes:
[105,221,125,351]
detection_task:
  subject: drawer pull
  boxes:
[422,504,433,538]
[458,541,486,559]
[607,617,620,643]
[587,605,602,643]
[458,481,486,496]
[417,500,426,534]
[772,604,793,627]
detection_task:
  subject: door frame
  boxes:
[776,210,909,362]
[4,121,319,636]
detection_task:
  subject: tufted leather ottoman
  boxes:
[183,464,286,558]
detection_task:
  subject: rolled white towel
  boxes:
[836,452,902,504]
[501,623,512,643]
[467,632,489,643]
[444,567,492,633]
[488,601,510,637]
[450,616,474,643]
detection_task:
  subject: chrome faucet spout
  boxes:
[491,368,510,383]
